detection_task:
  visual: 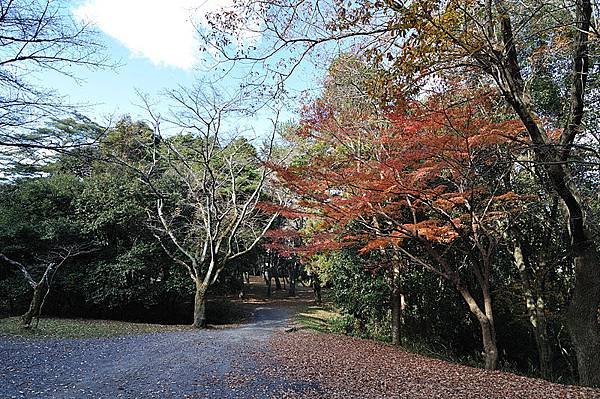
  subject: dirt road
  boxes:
[0,304,318,399]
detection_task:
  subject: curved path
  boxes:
[4,286,598,399]
[0,306,318,399]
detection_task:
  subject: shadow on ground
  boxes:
[0,278,322,399]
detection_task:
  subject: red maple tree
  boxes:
[270,90,528,369]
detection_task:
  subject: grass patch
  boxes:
[295,304,340,333]
[0,317,189,339]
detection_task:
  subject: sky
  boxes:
[48,0,320,137]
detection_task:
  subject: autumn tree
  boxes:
[208,0,600,385]
[272,91,527,369]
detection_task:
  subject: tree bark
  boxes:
[391,264,404,346]
[458,287,498,370]
[22,283,45,328]
[192,282,208,328]
[567,248,600,387]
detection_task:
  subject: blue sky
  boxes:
[44,0,324,138]
[48,35,195,122]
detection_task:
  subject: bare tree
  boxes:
[140,85,280,328]
[0,245,95,328]
[0,0,110,152]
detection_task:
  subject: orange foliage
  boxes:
[270,90,529,256]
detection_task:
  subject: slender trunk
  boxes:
[567,248,600,387]
[391,292,405,346]
[192,282,208,328]
[532,301,553,380]
[288,264,297,296]
[391,264,404,346]
[482,284,498,370]
[458,287,498,370]
[22,283,45,328]
[511,243,554,379]
[264,270,272,298]
[274,275,282,290]
[313,275,322,305]
[528,294,553,380]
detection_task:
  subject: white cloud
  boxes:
[73,0,236,70]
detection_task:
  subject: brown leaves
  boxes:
[262,330,600,398]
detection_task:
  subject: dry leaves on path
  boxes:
[260,330,600,399]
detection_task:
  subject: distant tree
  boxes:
[2,116,107,179]
[0,174,93,327]
[0,246,92,327]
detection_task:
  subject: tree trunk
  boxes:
[264,270,272,298]
[532,303,553,381]
[479,314,499,370]
[459,287,498,370]
[527,294,553,380]
[288,263,297,296]
[566,248,600,387]
[511,242,554,379]
[391,264,404,346]
[192,282,208,328]
[313,275,322,305]
[22,283,45,328]
[391,291,405,346]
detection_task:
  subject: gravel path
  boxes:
[5,294,598,399]
[0,306,319,399]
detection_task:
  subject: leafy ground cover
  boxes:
[0,317,189,339]
[262,330,600,398]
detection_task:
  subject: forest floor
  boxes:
[1,277,599,398]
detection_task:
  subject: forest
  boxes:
[1,0,600,395]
